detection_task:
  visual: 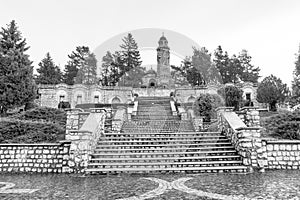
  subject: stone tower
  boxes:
[157,34,174,88]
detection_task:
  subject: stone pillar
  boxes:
[66,109,84,131]
[235,127,267,172]
[240,107,260,127]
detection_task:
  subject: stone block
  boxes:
[267,145,273,151]
[286,145,292,151]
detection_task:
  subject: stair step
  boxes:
[90,155,241,162]
[92,150,237,157]
[86,165,247,173]
[98,140,230,144]
[88,160,243,166]
[103,135,226,140]
[94,146,235,152]
[106,132,222,136]
[96,142,233,148]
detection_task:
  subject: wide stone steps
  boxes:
[97,139,230,144]
[95,142,233,149]
[86,96,247,174]
[102,135,227,140]
[94,146,235,152]
[88,160,243,167]
[92,150,237,157]
[89,155,242,162]
[86,165,247,173]
[104,132,224,136]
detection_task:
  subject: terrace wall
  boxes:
[0,141,71,173]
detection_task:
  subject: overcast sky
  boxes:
[1,0,300,86]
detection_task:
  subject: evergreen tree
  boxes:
[238,49,260,83]
[36,52,62,84]
[257,75,289,111]
[74,53,97,85]
[119,33,142,77]
[118,66,146,87]
[291,47,300,106]
[0,20,36,115]
[100,51,114,86]
[63,46,90,85]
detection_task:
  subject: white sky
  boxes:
[1,0,300,86]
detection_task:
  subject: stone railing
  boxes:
[112,107,126,132]
[0,141,71,173]
[170,100,177,116]
[187,109,203,132]
[66,109,106,173]
[265,140,300,169]
[236,107,260,127]
[217,107,267,172]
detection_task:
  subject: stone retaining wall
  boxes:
[0,141,70,173]
[265,140,300,169]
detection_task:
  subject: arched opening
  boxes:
[187,96,196,103]
[112,96,121,104]
[149,79,156,88]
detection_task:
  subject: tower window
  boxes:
[94,95,99,103]
[59,95,65,102]
[77,95,82,104]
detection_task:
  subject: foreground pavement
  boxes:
[0,170,300,200]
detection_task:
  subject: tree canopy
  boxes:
[213,46,260,84]
[257,74,289,111]
[0,20,36,115]
[36,52,62,84]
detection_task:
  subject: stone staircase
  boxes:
[86,96,247,174]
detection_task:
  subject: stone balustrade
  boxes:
[170,100,177,116]
[112,107,126,132]
[66,109,106,173]
[217,107,267,172]
[0,141,70,173]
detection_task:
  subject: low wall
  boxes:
[265,140,300,169]
[0,141,70,173]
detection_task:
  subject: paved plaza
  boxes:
[0,170,299,200]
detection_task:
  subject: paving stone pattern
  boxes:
[1,171,300,199]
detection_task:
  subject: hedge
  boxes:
[0,118,65,143]
[264,110,300,140]
[11,107,66,128]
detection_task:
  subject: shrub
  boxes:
[193,93,224,121]
[0,118,65,143]
[10,107,67,128]
[218,85,243,111]
[263,110,300,140]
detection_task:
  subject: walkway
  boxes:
[1,171,300,199]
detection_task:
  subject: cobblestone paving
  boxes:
[0,171,300,200]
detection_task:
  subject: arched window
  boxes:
[112,96,121,104]
[187,96,196,103]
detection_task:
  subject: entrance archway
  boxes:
[149,79,156,87]
[112,96,121,104]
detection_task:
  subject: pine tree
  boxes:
[63,46,90,85]
[290,47,300,106]
[0,20,36,115]
[100,51,115,86]
[36,52,62,84]
[238,49,260,83]
[119,33,142,77]
[75,53,97,85]
[214,46,246,84]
